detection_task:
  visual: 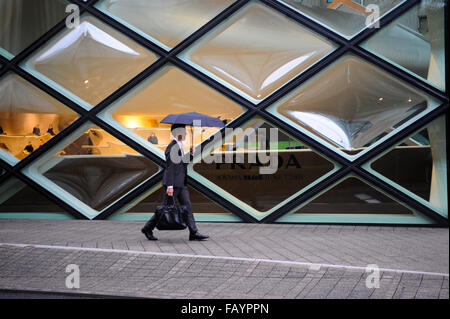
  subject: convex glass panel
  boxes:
[22,15,157,108]
[362,0,446,90]
[0,0,69,58]
[96,0,235,49]
[278,0,405,39]
[182,1,335,102]
[192,117,336,215]
[0,177,70,218]
[0,73,78,164]
[369,116,447,216]
[24,123,159,217]
[100,66,244,156]
[268,54,438,157]
[292,176,413,215]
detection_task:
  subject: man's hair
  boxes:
[171,124,186,134]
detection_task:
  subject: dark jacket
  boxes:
[162,140,193,188]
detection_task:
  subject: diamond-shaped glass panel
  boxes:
[100,65,245,157]
[268,54,440,157]
[362,1,446,90]
[23,123,160,218]
[22,15,157,108]
[0,0,69,58]
[369,116,447,216]
[0,176,71,218]
[192,116,337,217]
[96,0,235,49]
[293,176,413,215]
[0,72,78,165]
[278,0,405,39]
[181,1,335,102]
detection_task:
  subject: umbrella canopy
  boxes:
[161,112,225,149]
[160,112,225,127]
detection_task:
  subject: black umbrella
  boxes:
[160,112,225,147]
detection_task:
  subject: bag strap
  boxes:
[164,193,178,206]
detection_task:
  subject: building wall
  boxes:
[0,0,448,225]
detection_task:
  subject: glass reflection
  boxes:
[269,55,437,155]
[101,66,244,154]
[23,15,157,108]
[371,116,447,215]
[31,124,159,212]
[0,177,67,214]
[278,0,405,39]
[193,117,335,213]
[293,176,413,215]
[0,73,78,164]
[183,1,334,102]
[362,0,446,90]
[97,0,235,49]
[0,0,68,58]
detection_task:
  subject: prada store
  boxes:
[0,0,448,226]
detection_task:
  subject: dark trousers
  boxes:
[143,186,198,235]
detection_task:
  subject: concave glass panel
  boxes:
[370,116,447,215]
[28,124,159,213]
[0,73,78,164]
[101,66,244,155]
[0,177,69,217]
[22,15,157,108]
[293,176,413,215]
[124,184,232,215]
[268,54,437,156]
[96,0,235,49]
[182,1,335,102]
[362,0,446,90]
[278,0,405,39]
[0,0,69,58]
[193,116,335,214]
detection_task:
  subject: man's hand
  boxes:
[166,187,174,197]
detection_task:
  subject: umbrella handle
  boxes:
[190,126,194,150]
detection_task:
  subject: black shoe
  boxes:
[189,232,209,241]
[141,228,157,241]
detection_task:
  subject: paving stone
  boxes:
[0,220,447,299]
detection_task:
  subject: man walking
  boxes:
[141,124,209,241]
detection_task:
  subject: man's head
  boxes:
[171,124,186,141]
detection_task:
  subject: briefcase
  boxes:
[155,196,188,231]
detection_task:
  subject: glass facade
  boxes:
[0,0,448,225]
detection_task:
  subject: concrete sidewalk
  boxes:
[0,219,448,299]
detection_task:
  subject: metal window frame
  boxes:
[0,0,448,226]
